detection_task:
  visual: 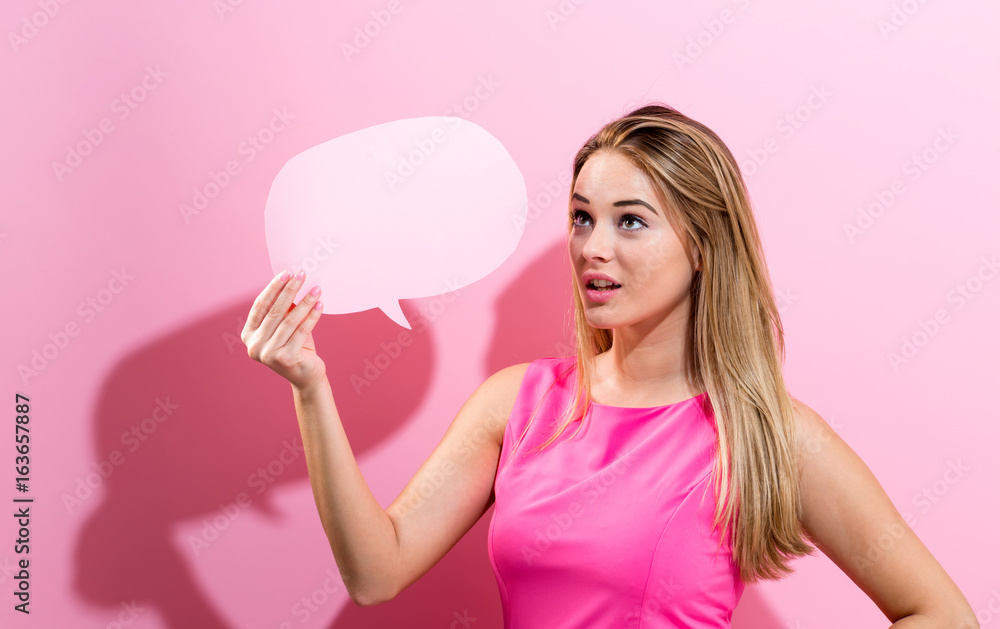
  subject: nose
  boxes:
[580,221,614,262]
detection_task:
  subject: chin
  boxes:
[583,312,620,330]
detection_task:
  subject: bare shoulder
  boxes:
[476,362,531,448]
[787,394,848,462]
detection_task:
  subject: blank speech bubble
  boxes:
[264,116,527,329]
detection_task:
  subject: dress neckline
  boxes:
[561,355,709,411]
[588,390,708,411]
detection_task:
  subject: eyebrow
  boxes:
[572,193,660,216]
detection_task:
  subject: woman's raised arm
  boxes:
[242,269,527,605]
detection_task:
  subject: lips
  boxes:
[582,271,621,288]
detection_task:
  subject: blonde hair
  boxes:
[506,103,815,582]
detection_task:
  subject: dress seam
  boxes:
[636,466,715,629]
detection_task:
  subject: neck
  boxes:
[598,303,701,399]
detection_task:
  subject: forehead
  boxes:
[575,150,654,194]
[573,150,664,206]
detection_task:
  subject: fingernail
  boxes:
[294,270,306,281]
[278,270,290,281]
[309,285,321,296]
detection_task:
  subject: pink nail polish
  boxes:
[278,270,290,281]
[294,270,306,280]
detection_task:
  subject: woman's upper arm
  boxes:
[792,397,978,627]
[382,362,530,602]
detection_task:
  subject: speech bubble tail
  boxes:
[380,300,412,330]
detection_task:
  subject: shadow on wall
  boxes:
[70,241,787,628]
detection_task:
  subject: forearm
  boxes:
[291,375,399,605]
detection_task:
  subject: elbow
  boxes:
[350,588,393,608]
[347,580,397,608]
[950,612,981,629]
[348,589,376,607]
[923,600,981,629]
[948,597,982,629]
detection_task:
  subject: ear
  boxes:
[688,236,701,273]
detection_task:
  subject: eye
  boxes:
[569,209,647,231]
[620,213,646,230]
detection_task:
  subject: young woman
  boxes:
[241,105,978,628]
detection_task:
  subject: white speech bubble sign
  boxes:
[264,116,527,329]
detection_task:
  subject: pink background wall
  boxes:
[2,1,997,627]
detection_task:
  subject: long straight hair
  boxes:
[505,104,815,583]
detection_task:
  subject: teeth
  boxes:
[591,279,618,288]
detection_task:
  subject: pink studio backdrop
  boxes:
[1,1,997,628]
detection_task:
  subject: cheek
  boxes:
[567,235,583,257]
[625,241,692,289]
[634,237,682,271]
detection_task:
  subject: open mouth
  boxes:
[587,280,621,291]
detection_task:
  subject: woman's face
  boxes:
[568,149,699,332]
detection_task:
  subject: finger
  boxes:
[244,270,292,336]
[255,270,307,342]
[271,284,323,350]
[289,295,324,347]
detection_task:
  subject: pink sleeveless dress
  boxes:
[488,356,744,628]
